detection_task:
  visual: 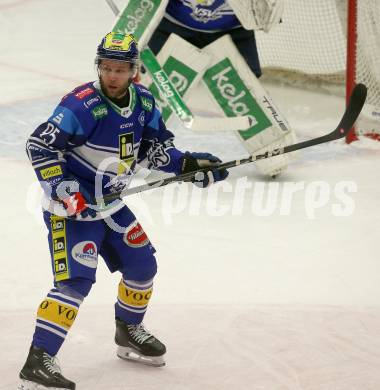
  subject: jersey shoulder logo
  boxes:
[140,96,153,112]
[147,140,171,169]
[74,87,95,100]
[84,96,102,109]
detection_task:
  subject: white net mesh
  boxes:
[255,0,380,138]
[356,1,380,108]
[256,1,346,85]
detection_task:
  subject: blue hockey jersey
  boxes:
[166,0,241,32]
[26,81,184,217]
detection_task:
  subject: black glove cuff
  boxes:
[180,152,200,174]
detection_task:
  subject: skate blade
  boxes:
[117,346,165,367]
[18,379,71,390]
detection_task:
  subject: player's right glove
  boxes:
[49,177,97,219]
[180,152,229,188]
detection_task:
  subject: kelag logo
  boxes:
[149,56,197,121]
[91,104,108,120]
[113,0,160,40]
[203,58,272,140]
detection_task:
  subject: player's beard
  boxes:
[100,77,131,99]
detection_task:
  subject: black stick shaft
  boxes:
[97,83,367,205]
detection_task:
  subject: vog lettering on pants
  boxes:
[118,279,153,309]
[37,298,78,331]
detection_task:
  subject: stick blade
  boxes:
[337,83,367,136]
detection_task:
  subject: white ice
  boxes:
[1,1,380,389]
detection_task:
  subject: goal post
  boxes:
[345,0,357,143]
[255,0,380,144]
[347,0,380,143]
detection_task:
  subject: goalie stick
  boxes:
[104,0,252,132]
[95,83,367,208]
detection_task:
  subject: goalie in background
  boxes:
[147,0,270,78]
[145,0,296,178]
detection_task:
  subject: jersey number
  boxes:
[40,122,61,145]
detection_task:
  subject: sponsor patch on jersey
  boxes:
[39,165,63,180]
[91,104,108,120]
[124,222,150,248]
[118,132,135,174]
[120,122,133,129]
[119,132,134,160]
[140,96,153,112]
[71,241,98,268]
[84,96,101,109]
[75,87,94,100]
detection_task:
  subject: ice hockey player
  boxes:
[18,31,228,389]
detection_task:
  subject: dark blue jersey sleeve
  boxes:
[137,103,184,175]
[26,84,97,192]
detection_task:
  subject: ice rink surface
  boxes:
[1,1,380,389]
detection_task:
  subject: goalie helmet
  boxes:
[96,32,139,65]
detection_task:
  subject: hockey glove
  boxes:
[180,152,229,188]
[50,178,97,219]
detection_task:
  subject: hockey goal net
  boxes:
[255,0,380,143]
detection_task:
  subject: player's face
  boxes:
[98,59,135,99]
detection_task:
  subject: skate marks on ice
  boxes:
[2,305,380,389]
[164,305,380,390]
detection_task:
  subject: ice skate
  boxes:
[18,346,75,390]
[115,318,166,367]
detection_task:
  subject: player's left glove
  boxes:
[180,152,229,188]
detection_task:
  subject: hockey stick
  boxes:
[96,83,367,207]
[105,0,252,132]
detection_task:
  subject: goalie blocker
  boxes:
[141,33,296,177]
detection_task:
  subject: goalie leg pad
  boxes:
[203,34,297,176]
